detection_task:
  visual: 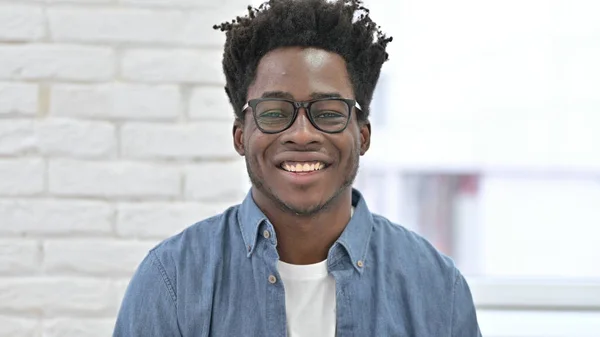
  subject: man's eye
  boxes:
[260,110,286,118]
[314,111,345,119]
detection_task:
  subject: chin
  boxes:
[276,187,338,215]
[281,201,325,216]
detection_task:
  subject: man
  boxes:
[113,0,481,336]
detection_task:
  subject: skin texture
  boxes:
[233,47,371,264]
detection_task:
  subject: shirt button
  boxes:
[263,230,271,239]
[268,274,277,284]
[357,260,364,268]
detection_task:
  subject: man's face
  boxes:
[233,47,371,216]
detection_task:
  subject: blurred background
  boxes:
[353,1,600,336]
[0,0,598,336]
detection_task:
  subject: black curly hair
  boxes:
[214,0,392,123]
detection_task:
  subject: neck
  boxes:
[253,188,353,265]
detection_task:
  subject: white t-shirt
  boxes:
[277,259,336,337]
[277,207,354,337]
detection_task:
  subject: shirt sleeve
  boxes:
[113,250,182,337]
[450,270,482,337]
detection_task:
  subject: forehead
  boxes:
[247,47,354,100]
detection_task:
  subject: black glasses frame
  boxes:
[242,97,362,134]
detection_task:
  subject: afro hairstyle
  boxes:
[214,0,392,122]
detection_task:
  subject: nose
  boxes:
[279,108,324,147]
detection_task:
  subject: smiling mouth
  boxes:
[280,161,327,173]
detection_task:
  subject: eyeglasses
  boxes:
[242,98,362,134]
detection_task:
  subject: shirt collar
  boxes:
[238,188,374,272]
[237,190,268,257]
[335,188,374,273]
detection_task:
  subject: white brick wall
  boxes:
[121,49,225,84]
[0,82,39,115]
[0,0,250,335]
[50,83,181,120]
[0,5,45,42]
[0,45,115,81]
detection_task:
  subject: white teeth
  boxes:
[282,162,325,173]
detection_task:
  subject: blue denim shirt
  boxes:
[114,189,481,336]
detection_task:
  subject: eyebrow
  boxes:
[260,91,343,100]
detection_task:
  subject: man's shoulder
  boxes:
[149,203,241,272]
[370,213,457,279]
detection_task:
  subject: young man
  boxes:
[113,0,481,336]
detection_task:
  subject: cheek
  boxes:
[242,123,259,154]
[344,131,362,156]
[245,131,275,165]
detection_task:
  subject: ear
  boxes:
[233,119,245,156]
[359,120,371,155]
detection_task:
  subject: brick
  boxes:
[121,49,224,84]
[0,199,112,236]
[116,201,231,238]
[0,278,116,315]
[50,83,180,120]
[36,119,117,158]
[184,160,248,201]
[48,159,181,198]
[0,120,36,155]
[182,10,229,47]
[0,45,114,81]
[0,316,38,337]
[0,5,45,41]
[43,318,115,337]
[0,158,44,196]
[121,122,238,159]
[49,8,225,46]
[0,82,38,115]
[44,240,154,276]
[0,240,40,274]
[189,87,235,121]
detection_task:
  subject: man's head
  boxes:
[215,0,391,216]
